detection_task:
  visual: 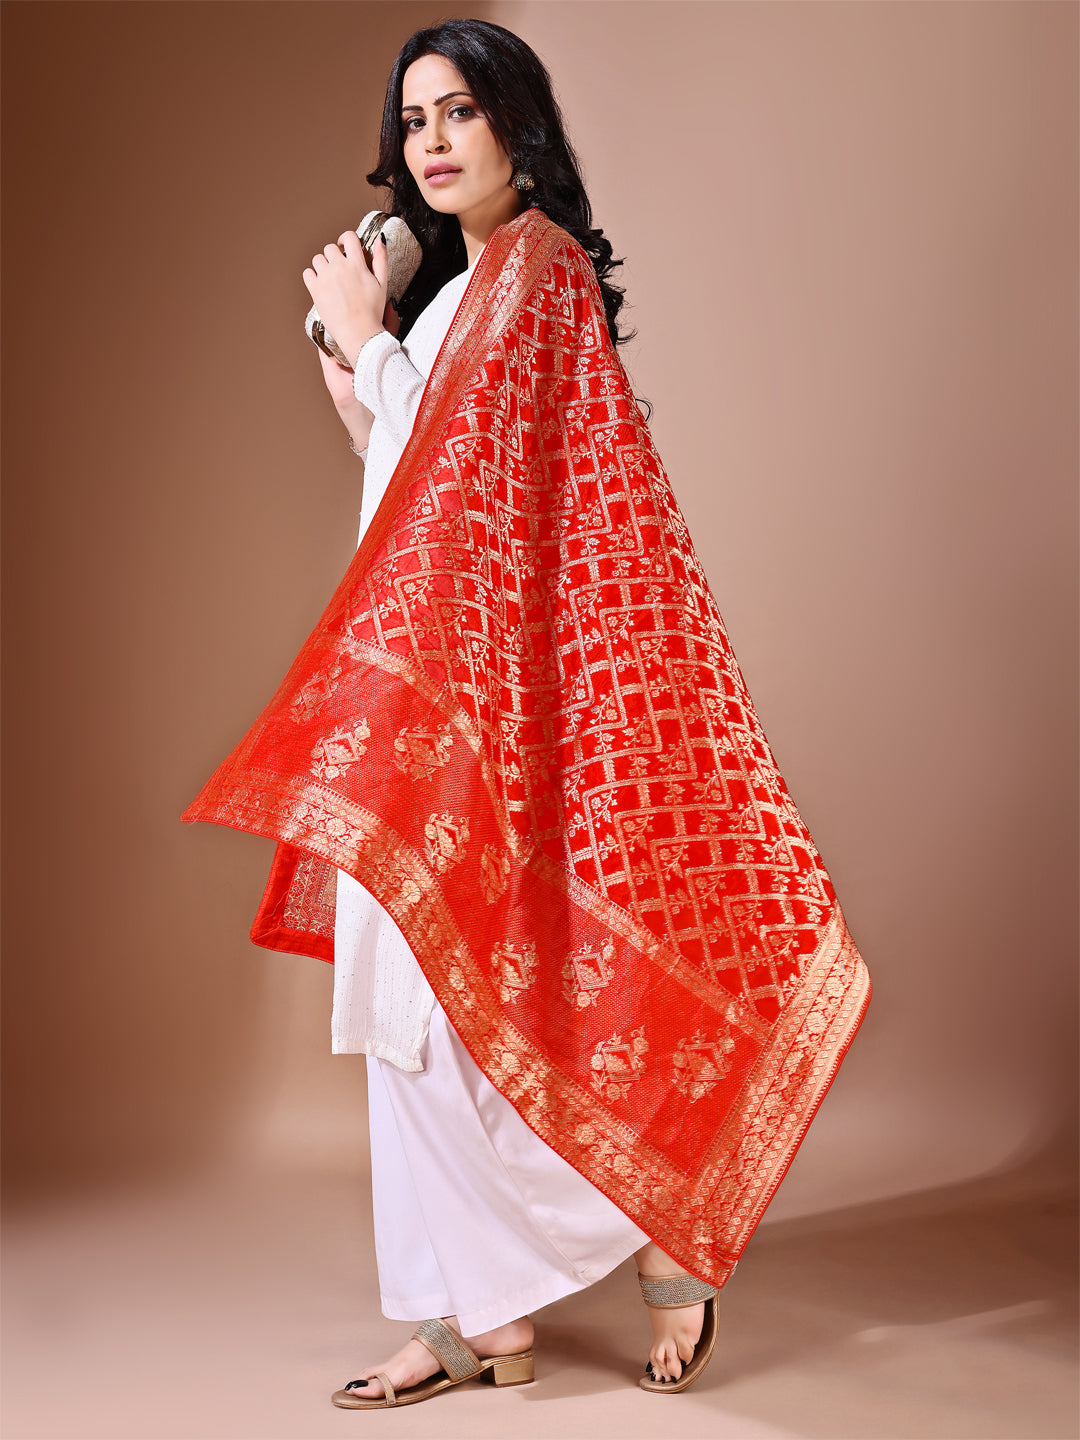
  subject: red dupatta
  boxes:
[182,206,870,1286]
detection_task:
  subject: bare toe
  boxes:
[340,1373,384,1400]
[643,1288,704,1385]
[341,1337,442,1401]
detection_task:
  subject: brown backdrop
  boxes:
[3,1,1076,1224]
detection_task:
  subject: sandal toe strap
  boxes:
[412,1318,482,1382]
[637,1272,718,1307]
[375,1371,396,1406]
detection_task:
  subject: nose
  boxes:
[425,115,449,153]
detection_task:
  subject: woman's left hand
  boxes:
[303,230,388,368]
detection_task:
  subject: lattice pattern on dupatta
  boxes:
[182,206,870,1285]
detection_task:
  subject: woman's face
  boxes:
[400,53,523,230]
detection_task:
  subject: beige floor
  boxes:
[3,1161,1076,1440]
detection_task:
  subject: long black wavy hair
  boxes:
[366,19,645,388]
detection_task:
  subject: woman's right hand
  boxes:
[315,293,400,410]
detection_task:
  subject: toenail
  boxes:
[344,1380,369,1390]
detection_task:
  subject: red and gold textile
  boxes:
[182,206,870,1287]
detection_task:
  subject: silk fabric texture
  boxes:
[182,206,871,1288]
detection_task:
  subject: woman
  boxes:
[183,18,870,1410]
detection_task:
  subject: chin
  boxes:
[417,185,459,211]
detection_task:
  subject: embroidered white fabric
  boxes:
[331,252,480,1067]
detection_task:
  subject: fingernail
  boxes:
[380,234,387,245]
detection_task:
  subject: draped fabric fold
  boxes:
[182,206,870,1287]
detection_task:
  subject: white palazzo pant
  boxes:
[366,1001,650,1335]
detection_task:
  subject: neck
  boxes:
[458,190,528,267]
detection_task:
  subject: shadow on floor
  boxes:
[2,1152,1076,1440]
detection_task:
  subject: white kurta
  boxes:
[331,246,649,1330]
[330,253,480,1067]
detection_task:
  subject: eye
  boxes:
[403,104,477,133]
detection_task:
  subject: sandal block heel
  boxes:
[487,1352,535,1386]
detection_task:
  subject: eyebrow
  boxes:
[401,91,472,116]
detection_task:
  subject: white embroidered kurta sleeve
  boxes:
[352,332,428,452]
[331,252,481,1069]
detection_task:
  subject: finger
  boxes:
[323,242,342,261]
[371,232,389,285]
[341,229,375,275]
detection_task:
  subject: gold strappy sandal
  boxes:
[330,1317,535,1409]
[637,1272,720,1393]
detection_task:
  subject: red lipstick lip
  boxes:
[424,164,461,179]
